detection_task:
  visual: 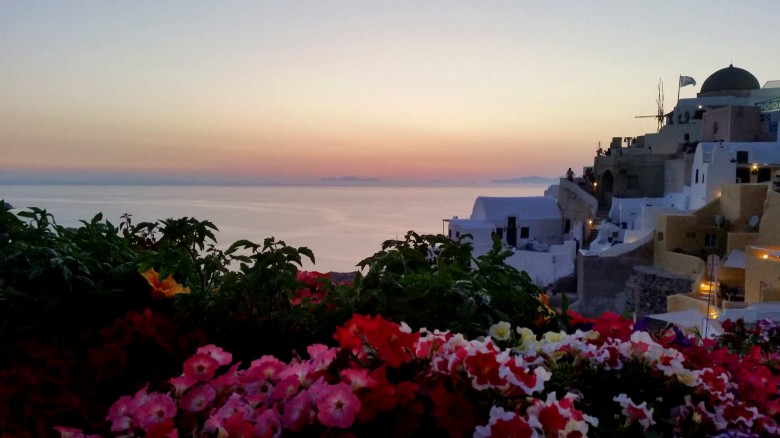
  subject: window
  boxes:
[695,169,699,184]
[704,233,717,248]
[520,227,530,239]
[564,219,571,234]
[448,229,452,238]
[657,232,664,241]
[494,228,504,239]
[456,231,460,238]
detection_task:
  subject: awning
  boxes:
[722,249,746,269]
[648,309,706,328]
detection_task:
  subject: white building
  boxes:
[447,195,577,287]
[689,141,780,210]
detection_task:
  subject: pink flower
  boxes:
[53,426,85,438]
[183,352,219,381]
[248,355,286,381]
[315,382,361,428]
[254,407,282,438]
[211,363,242,393]
[278,361,315,386]
[282,390,315,432]
[134,393,177,430]
[129,386,152,411]
[340,368,378,391]
[197,344,233,367]
[212,393,254,422]
[106,395,134,432]
[180,384,217,412]
[270,375,301,402]
[169,374,197,397]
[307,344,337,370]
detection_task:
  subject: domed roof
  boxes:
[700,64,760,94]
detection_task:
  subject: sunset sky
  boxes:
[2,1,779,184]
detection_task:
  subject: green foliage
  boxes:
[120,215,228,294]
[0,207,143,338]
[1,206,551,355]
[176,237,337,360]
[347,231,546,337]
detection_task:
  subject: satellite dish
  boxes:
[748,215,760,229]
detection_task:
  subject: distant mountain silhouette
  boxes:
[491,176,557,184]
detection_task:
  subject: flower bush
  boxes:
[4,206,780,437]
[57,313,780,437]
[0,308,205,436]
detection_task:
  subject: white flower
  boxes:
[542,331,569,343]
[489,321,512,341]
[613,393,656,430]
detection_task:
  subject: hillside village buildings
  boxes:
[447,65,780,328]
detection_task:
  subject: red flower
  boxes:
[464,350,505,389]
[536,403,569,434]
[223,411,257,438]
[566,309,597,328]
[333,314,374,351]
[492,416,534,438]
[592,311,633,342]
[354,366,397,423]
[431,384,479,438]
[362,315,419,367]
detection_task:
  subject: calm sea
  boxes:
[1,184,549,272]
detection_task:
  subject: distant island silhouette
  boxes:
[321,176,381,183]
[491,176,557,184]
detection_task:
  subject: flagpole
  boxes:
[677,75,681,104]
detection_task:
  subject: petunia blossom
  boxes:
[134,392,177,431]
[315,382,361,429]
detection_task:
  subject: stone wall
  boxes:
[573,241,654,316]
[624,266,694,316]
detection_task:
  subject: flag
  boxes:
[680,76,696,87]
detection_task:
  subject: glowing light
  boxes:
[752,164,759,170]
[699,280,718,297]
[709,309,719,319]
[763,254,770,259]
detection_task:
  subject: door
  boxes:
[507,216,517,247]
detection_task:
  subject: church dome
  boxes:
[700,64,760,94]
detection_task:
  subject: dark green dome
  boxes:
[700,65,760,94]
